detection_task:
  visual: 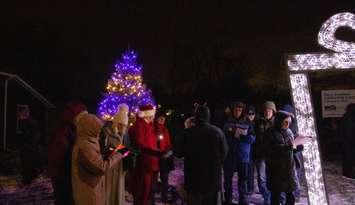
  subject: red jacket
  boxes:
[129,117,159,172]
[155,123,172,152]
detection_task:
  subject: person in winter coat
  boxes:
[71,111,128,205]
[176,104,228,205]
[264,111,302,205]
[16,105,43,184]
[154,110,175,203]
[223,101,255,205]
[129,104,162,205]
[338,103,355,179]
[48,102,87,205]
[245,105,257,195]
[253,101,276,205]
[99,103,130,205]
[279,104,303,203]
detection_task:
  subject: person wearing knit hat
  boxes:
[129,104,161,205]
[246,105,257,124]
[278,104,304,203]
[279,104,295,118]
[175,104,228,205]
[263,110,299,205]
[99,103,130,205]
[253,101,277,205]
[264,101,276,113]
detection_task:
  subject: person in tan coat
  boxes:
[71,111,128,205]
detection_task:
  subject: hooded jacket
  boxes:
[71,113,123,205]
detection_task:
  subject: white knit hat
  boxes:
[113,103,129,125]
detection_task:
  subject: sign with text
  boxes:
[321,89,355,118]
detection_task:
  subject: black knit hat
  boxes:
[246,105,256,115]
[155,109,167,118]
[195,105,211,122]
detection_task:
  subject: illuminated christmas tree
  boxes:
[98,50,155,120]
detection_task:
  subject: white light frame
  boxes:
[287,12,355,205]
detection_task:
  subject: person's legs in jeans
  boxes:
[237,163,249,205]
[223,167,234,203]
[256,159,271,204]
[246,161,255,194]
[285,192,295,205]
[293,167,301,201]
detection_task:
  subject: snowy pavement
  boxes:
[0,159,354,205]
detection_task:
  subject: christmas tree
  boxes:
[98,50,155,120]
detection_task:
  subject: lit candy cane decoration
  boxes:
[286,12,355,205]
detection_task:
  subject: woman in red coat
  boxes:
[154,110,174,204]
[129,105,162,205]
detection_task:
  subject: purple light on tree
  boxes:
[98,50,155,120]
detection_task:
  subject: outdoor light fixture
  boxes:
[286,12,355,205]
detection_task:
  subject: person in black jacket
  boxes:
[246,106,257,195]
[16,105,44,184]
[176,104,228,205]
[264,111,303,205]
[338,103,355,179]
[279,104,303,203]
[253,101,276,205]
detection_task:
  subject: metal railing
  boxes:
[0,72,56,151]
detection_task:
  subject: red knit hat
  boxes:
[138,104,156,118]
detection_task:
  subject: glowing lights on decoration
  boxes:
[98,50,155,120]
[318,12,355,53]
[288,53,355,71]
[289,74,328,205]
[286,12,355,205]
[288,12,355,71]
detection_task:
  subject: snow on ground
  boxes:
[1,159,354,205]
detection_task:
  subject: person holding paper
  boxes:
[223,101,255,205]
[99,103,130,205]
[264,111,306,205]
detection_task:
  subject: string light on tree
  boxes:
[98,50,155,120]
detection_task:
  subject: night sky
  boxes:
[1,0,355,110]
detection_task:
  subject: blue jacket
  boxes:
[223,117,255,170]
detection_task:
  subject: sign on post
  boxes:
[322,89,355,118]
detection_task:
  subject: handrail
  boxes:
[1,71,56,151]
[0,72,56,109]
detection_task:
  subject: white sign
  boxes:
[321,89,355,118]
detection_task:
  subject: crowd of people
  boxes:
[176,101,307,205]
[44,100,355,205]
[47,102,174,205]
